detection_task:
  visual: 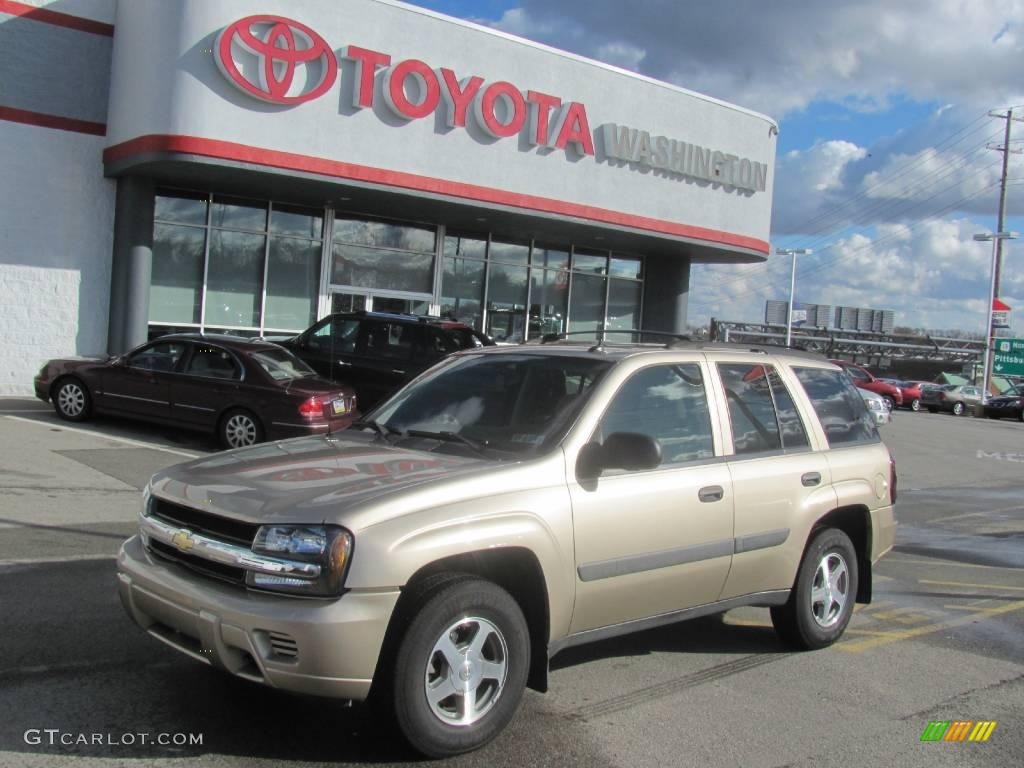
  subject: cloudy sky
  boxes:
[410,0,1024,334]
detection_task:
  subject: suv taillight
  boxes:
[298,397,323,419]
[888,448,898,505]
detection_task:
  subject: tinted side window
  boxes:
[718,364,782,455]
[128,342,186,372]
[598,364,715,466]
[362,320,415,362]
[768,369,810,450]
[793,367,879,446]
[185,346,240,380]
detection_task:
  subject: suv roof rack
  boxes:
[536,332,827,360]
[539,329,691,352]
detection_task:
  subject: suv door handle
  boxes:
[392,369,406,375]
[801,472,822,487]
[698,485,724,503]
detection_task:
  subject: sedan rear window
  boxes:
[250,348,315,381]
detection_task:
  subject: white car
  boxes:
[860,388,893,425]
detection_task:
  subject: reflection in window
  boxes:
[333,217,435,253]
[609,255,642,279]
[568,273,606,339]
[441,257,484,329]
[205,230,265,327]
[793,367,879,446]
[529,268,569,339]
[332,243,433,293]
[767,369,810,450]
[210,196,267,231]
[488,238,530,265]
[599,364,715,465]
[532,243,569,270]
[572,249,608,275]
[606,279,642,337]
[270,204,323,238]
[155,192,207,225]
[444,233,487,260]
[151,224,205,324]
[487,263,528,342]
[128,342,186,372]
[718,364,783,454]
[265,237,321,330]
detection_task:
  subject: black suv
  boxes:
[273,311,494,409]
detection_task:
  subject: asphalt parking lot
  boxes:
[0,398,1021,767]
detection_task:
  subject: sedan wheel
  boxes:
[952,401,966,416]
[219,410,263,449]
[53,378,91,422]
[910,398,921,412]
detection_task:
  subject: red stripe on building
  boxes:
[0,105,106,135]
[0,0,114,36]
[103,134,770,255]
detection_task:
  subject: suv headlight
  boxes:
[247,524,353,597]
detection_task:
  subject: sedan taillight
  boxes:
[298,397,323,419]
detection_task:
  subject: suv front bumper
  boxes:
[117,534,399,701]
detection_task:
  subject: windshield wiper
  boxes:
[351,419,403,441]
[403,429,489,455]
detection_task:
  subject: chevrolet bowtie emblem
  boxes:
[172,530,195,552]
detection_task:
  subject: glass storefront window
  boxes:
[332,243,434,293]
[270,204,323,238]
[205,230,265,328]
[264,237,321,330]
[154,192,207,226]
[486,263,528,342]
[532,243,569,271]
[528,268,569,339]
[210,196,267,231]
[610,255,643,279]
[444,233,487,260]
[606,279,643,337]
[568,273,606,339]
[150,223,205,324]
[488,238,530,265]
[334,217,436,253]
[441,257,485,329]
[572,249,608,275]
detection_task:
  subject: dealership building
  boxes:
[0,0,777,395]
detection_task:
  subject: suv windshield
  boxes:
[367,353,612,455]
[250,348,315,381]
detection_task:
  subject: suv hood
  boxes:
[150,432,492,526]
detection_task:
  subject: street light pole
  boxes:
[972,231,1018,403]
[776,248,812,347]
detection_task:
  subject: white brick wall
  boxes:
[0,121,115,395]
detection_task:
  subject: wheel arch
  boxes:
[810,505,873,604]
[379,547,552,693]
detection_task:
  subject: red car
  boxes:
[879,378,924,411]
[34,334,357,449]
[829,360,904,410]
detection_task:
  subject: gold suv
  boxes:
[117,341,897,757]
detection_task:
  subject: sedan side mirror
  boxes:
[576,432,662,480]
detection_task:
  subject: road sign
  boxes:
[993,299,1012,329]
[992,338,1024,377]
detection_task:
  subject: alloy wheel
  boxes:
[810,552,849,629]
[224,413,257,448]
[424,616,509,727]
[58,382,85,417]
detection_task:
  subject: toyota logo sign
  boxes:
[216,15,337,105]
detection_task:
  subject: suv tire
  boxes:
[53,377,92,422]
[391,574,529,758]
[771,528,858,650]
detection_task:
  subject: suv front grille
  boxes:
[149,539,246,585]
[150,498,260,547]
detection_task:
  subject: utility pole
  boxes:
[988,108,1024,296]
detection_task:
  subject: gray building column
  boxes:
[641,254,691,335]
[107,176,154,354]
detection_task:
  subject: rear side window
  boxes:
[768,368,810,450]
[362,320,415,362]
[793,367,879,446]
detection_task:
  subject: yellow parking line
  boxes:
[885,556,1018,571]
[839,599,1024,653]
[919,579,1024,592]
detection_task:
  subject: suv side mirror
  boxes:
[576,432,662,480]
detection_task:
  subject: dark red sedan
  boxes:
[33,334,357,449]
